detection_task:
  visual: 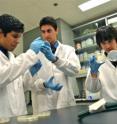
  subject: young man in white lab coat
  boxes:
[0,14,62,117]
[85,26,117,103]
[31,16,81,114]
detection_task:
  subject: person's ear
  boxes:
[56,28,59,33]
[0,29,2,33]
[0,29,5,38]
[0,29,3,36]
[56,28,59,36]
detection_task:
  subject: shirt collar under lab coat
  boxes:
[0,46,9,58]
[50,41,59,54]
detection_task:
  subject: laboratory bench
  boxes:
[4,105,117,124]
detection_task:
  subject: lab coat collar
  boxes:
[50,41,59,54]
[51,41,59,49]
[106,59,117,69]
[54,41,62,55]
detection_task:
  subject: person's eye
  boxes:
[41,30,45,33]
[12,34,20,39]
[47,29,52,33]
[41,29,52,33]
[13,36,18,38]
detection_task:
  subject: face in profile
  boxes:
[0,31,21,51]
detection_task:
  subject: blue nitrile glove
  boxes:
[40,42,57,62]
[30,37,44,54]
[89,56,103,74]
[44,76,63,91]
[30,60,42,76]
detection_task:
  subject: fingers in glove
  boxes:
[40,46,50,53]
[89,56,97,64]
[54,83,63,91]
[48,76,54,82]
[44,41,51,47]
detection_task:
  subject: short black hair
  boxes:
[39,16,57,30]
[0,14,24,36]
[96,25,117,47]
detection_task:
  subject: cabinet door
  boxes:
[107,14,117,28]
[73,19,106,75]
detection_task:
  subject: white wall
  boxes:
[57,19,74,46]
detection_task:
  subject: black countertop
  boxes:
[6,105,117,124]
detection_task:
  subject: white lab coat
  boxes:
[32,41,81,114]
[0,49,41,117]
[86,59,117,103]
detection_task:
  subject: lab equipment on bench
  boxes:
[17,111,51,122]
[78,98,117,121]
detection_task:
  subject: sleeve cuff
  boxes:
[34,78,45,91]
[53,57,64,67]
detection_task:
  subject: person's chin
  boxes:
[9,47,15,51]
[46,40,51,43]
[49,40,55,44]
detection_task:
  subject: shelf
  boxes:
[75,44,99,54]
[76,73,87,78]
[76,98,98,103]
[74,32,96,41]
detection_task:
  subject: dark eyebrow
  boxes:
[41,29,52,33]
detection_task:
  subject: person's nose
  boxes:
[44,32,50,39]
[15,39,19,44]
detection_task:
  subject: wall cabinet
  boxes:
[107,13,117,28]
[73,18,106,78]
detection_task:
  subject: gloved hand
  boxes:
[44,76,63,91]
[30,60,42,76]
[30,37,44,54]
[40,42,57,62]
[89,56,103,74]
